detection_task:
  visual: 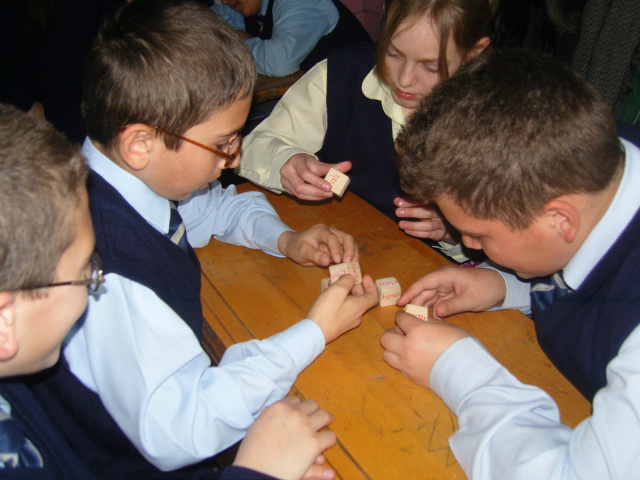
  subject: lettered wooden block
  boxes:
[329,262,362,284]
[375,277,401,307]
[404,304,429,321]
[320,277,331,292]
[324,168,350,197]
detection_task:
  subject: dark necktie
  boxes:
[0,408,42,468]
[530,271,572,312]
[167,201,189,253]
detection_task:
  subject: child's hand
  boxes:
[394,196,459,244]
[381,311,471,389]
[233,396,336,480]
[280,153,352,201]
[278,224,358,267]
[306,274,378,343]
[398,265,506,319]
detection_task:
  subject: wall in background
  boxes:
[341,0,383,41]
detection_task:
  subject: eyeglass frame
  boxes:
[152,125,242,168]
[17,252,105,293]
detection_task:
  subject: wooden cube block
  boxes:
[320,277,331,292]
[324,168,350,197]
[404,304,429,321]
[329,262,362,284]
[375,277,401,307]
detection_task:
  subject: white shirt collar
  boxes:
[564,138,640,289]
[82,138,172,235]
[362,68,405,126]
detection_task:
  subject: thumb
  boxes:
[332,161,352,174]
[433,298,466,319]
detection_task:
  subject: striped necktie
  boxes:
[167,201,189,253]
[530,271,572,312]
[0,408,43,468]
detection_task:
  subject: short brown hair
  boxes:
[82,0,256,150]
[0,104,88,291]
[375,0,497,85]
[397,49,623,230]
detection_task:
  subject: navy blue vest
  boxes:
[0,379,96,480]
[532,206,640,401]
[317,44,401,220]
[26,172,216,479]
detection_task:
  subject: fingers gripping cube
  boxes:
[324,168,350,197]
[329,262,362,284]
[404,304,429,321]
[375,277,401,307]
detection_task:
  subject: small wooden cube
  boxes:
[404,304,429,321]
[320,277,331,292]
[324,168,350,197]
[329,262,362,284]
[375,277,401,307]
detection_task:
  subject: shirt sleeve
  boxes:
[430,330,640,479]
[211,4,246,31]
[481,261,532,313]
[178,182,292,256]
[238,61,328,191]
[63,274,325,471]
[245,0,338,76]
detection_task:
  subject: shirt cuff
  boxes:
[480,262,531,313]
[254,215,294,258]
[429,337,503,414]
[269,319,325,372]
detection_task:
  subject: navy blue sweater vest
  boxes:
[0,380,96,480]
[532,206,640,401]
[26,172,216,479]
[316,44,401,220]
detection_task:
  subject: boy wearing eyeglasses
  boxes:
[24,0,378,478]
[0,103,355,480]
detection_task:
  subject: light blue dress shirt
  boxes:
[431,138,640,478]
[212,0,338,77]
[62,139,325,471]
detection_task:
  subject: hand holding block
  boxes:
[320,277,331,292]
[375,277,401,307]
[324,168,350,197]
[329,262,362,284]
[404,304,429,321]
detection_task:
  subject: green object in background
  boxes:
[620,74,640,125]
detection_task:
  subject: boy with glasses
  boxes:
[26,0,378,478]
[0,103,353,480]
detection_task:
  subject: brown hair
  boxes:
[375,0,497,85]
[397,48,623,230]
[82,0,256,151]
[0,104,88,291]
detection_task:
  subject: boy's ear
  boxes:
[0,292,18,362]
[544,199,580,243]
[466,36,491,60]
[119,124,157,171]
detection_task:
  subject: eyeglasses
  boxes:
[22,252,105,293]
[152,126,242,168]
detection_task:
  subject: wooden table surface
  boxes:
[196,183,591,480]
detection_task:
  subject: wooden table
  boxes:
[196,184,591,480]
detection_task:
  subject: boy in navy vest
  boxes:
[381,49,640,478]
[0,105,354,480]
[27,0,378,477]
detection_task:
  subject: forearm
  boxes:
[180,182,292,256]
[431,335,640,479]
[239,61,328,190]
[67,277,325,470]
